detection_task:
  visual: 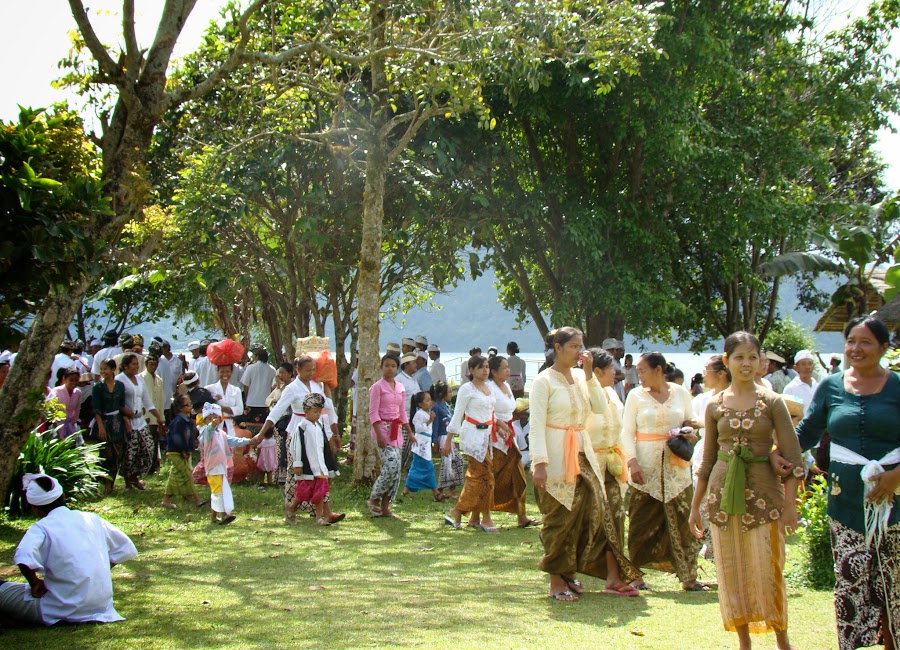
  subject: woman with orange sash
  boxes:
[443,355,498,532]
[623,351,704,591]
[584,348,641,596]
[530,327,639,602]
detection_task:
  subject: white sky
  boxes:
[1,1,897,190]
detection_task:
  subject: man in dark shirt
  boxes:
[160,395,206,508]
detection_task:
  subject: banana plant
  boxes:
[758,197,900,320]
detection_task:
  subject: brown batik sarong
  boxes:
[628,484,701,582]
[536,454,640,582]
[456,454,494,514]
[491,445,527,514]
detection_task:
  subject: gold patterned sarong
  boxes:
[457,454,494,514]
[628,485,700,582]
[491,446,527,513]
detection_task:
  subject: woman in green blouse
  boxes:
[796,316,900,650]
[91,358,128,493]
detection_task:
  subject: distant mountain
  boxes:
[115,270,843,355]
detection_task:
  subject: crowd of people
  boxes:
[0,319,897,650]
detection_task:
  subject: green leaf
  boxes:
[757,252,842,277]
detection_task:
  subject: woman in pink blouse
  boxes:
[48,367,84,444]
[367,355,414,518]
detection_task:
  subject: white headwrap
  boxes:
[22,473,63,506]
[202,403,222,419]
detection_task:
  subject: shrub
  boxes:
[762,317,817,361]
[797,475,835,590]
[5,428,108,517]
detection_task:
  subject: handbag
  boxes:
[666,427,695,462]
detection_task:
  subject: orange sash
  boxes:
[546,423,586,484]
[635,432,691,468]
[491,418,516,448]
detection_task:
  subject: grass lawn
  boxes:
[0,467,849,649]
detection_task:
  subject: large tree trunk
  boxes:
[0,278,93,494]
[353,141,388,483]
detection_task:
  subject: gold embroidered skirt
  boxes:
[456,454,494,514]
[491,445,527,513]
[628,485,700,582]
[710,517,787,633]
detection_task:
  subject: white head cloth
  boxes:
[202,403,222,419]
[23,473,63,506]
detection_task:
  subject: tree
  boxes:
[0,0,268,495]
[228,0,657,480]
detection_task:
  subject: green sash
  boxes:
[718,446,769,515]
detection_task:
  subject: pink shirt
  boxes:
[369,378,409,447]
[48,386,83,439]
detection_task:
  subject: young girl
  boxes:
[690,331,804,649]
[198,403,258,524]
[432,382,462,500]
[285,393,344,525]
[161,395,205,509]
[402,392,441,500]
[255,429,278,487]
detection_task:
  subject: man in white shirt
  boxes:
[241,347,277,424]
[0,473,137,625]
[783,349,819,414]
[48,340,79,389]
[401,337,416,355]
[90,331,120,379]
[414,335,428,352]
[186,341,201,371]
[153,338,181,416]
[194,340,218,387]
[427,344,447,384]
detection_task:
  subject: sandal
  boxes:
[443,515,462,529]
[316,517,330,526]
[367,501,383,517]
[328,513,346,524]
[220,514,236,525]
[683,582,710,592]
[548,590,579,602]
[160,502,176,509]
[602,584,640,597]
[561,575,585,594]
[478,525,499,533]
[517,519,540,528]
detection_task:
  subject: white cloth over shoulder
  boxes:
[830,442,900,548]
[13,507,137,624]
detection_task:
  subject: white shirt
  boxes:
[783,376,819,414]
[14,507,137,624]
[116,372,155,429]
[429,360,447,385]
[448,382,496,462]
[90,346,118,376]
[194,356,218,388]
[266,378,326,435]
[241,362,277,408]
[292,418,331,477]
[411,409,433,461]
[397,371,420,417]
[205,380,244,436]
[514,420,530,467]
[157,354,179,409]
[48,353,77,389]
[507,355,526,381]
[488,380,517,452]
[229,363,244,388]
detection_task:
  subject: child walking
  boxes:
[161,394,206,509]
[255,429,278,487]
[285,393,344,526]
[433,382,463,500]
[402,391,442,500]
[198,403,258,524]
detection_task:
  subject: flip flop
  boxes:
[160,502,177,509]
[631,581,650,591]
[548,590,578,602]
[478,525,499,533]
[367,502,383,517]
[517,519,540,528]
[195,499,208,508]
[443,515,462,529]
[602,584,640,597]
[328,513,346,524]
[220,514,237,525]
[683,583,710,592]
[560,575,585,594]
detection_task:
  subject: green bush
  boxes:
[762,317,817,360]
[5,428,108,517]
[797,475,835,590]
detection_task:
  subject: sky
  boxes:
[1,1,898,188]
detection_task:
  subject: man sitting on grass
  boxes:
[0,473,137,626]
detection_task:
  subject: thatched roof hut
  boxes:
[814,269,888,332]
[874,294,900,328]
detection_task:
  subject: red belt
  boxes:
[292,411,305,417]
[465,414,494,430]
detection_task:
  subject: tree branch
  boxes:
[67,0,122,81]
